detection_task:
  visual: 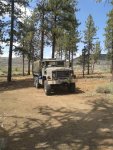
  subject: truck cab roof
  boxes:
[41,59,65,62]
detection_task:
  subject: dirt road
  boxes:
[0,75,113,150]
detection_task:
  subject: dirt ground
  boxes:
[0,73,113,150]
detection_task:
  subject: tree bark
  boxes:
[40,4,45,61]
[7,0,14,82]
[40,29,44,60]
[52,33,56,58]
[69,49,71,67]
[91,61,95,74]
[22,52,25,76]
[82,48,86,78]
[87,43,91,75]
[111,35,113,81]
[87,51,90,75]
[71,50,74,69]
[52,15,56,59]
[32,47,34,73]
[28,58,30,75]
[111,58,113,81]
[61,48,63,60]
[111,31,113,81]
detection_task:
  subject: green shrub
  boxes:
[96,87,110,94]
[96,83,113,94]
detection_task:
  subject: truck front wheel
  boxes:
[68,83,75,93]
[44,81,51,95]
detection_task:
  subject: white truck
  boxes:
[33,59,76,95]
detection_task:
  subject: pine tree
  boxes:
[96,0,113,4]
[46,0,63,58]
[46,0,79,60]
[105,9,113,80]
[63,0,79,67]
[83,15,97,75]
[7,0,15,82]
[0,20,4,55]
[36,0,47,60]
[6,0,30,82]
[0,1,10,55]
[34,0,50,60]
[91,41,101,73]
[15,12,36,75]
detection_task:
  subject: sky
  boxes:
[77,0,112,56]
[1,0,112,58]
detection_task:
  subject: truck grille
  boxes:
[53,71,70,79]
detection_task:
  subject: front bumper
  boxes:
[47,79,75,85]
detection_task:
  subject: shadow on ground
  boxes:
[50,87,84,96]
[0,78,84,95]
[0,78,33,92]
[0,126,8,150]
[6,98,113,150]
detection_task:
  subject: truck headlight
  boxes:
[47,76,51,80]
[52,72,56,79]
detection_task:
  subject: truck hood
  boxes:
[46,67,72,72]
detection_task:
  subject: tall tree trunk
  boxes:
[111,36,113,81]
[111,31,113,81]
[52,33,56,58]
[40,29,44,60]
[69,49,71,67]
[71,50,74,69]
[111,57,113,81]
[65,50,67,60]
[40,4,45,61]
[7,0,14,82]
[87,43,90,75]
[82,49,85,78]
[87,50,90,75]
[91,61,95,74]
[28,58,30,75]
[83,61,85,78]
[32,47,34,73]
[61,48,63,60]
[22,52,25,76]
[52,15,56,59]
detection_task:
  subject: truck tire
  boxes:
[44,81,51,95]
[33,76,36,86]
[35,77,40,88]
[68,83,75,93]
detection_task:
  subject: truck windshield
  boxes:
[46,61,65,67]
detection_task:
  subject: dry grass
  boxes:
[96,83,113,95]
[0,73,113,149]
